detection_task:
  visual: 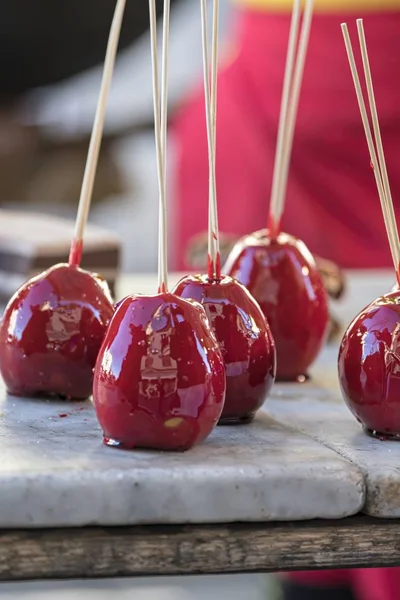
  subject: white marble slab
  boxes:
[267,346,400,518]
[0,376,363,528]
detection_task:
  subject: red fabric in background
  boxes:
[172,10,400,271]
[172,8,400,599]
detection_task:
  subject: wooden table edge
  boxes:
[1,514,399,581]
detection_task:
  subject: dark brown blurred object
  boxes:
[0,0,181,102]
[186,231,346,343]
[312,256,346,342]
[314,256,346,300]
[0,2,188,208]
[0,111,125,207]
[0,210,120,302]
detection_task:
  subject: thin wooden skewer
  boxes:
[341,23,400,279]
[161,0,171,166]
[201,0,220,280]
[202,1,214,280]
[274,0,314,230]
[356,18,400,266]
[69,0,126,267]
[206,0,219,275]
[161,0,171,292]
[210,0,220,247]
[149,0,170,293]
[268,0,301,237]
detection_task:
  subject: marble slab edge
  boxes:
[267,383,399,519]
[0,390,364,528]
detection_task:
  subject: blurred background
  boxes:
[1,0,229,274]
[2,575,279,600]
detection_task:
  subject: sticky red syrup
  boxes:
[173,274,276,424]
[93,292,226,451]
[0,263,114,399]
[338,291,400,440]
[224,229,329,381]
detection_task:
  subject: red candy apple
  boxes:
[174,274,276,424]
[93,293,226,450]
[338,291,400,439]
[0,264,114,399]
[93,0,226,451]
[337,14,400,439]
[224,229,329,381]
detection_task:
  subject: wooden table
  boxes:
[1,270,399,582]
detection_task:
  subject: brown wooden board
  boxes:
[0,516,399,582]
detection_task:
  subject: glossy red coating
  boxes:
[93,293,226,451]
[338,291,400,439]
[0,263,114,399]
[173,274,276,424]
[224,229,329,381]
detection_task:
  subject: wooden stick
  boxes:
[211,0,220,247]
[202,2,214,280]
[150,0,170,293]
[341,23,400,278]
[275,0,314,228]
[161,0,171,169]
[201,0,216,279]
[201,0,220,280]
[160,0,171,292]
[69,0,126,267]
[356,18,400,268]
[268,0,301,237]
